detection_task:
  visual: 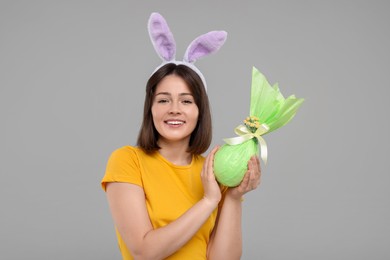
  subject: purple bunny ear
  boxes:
[183,31,227,63]
[148,12,176,61]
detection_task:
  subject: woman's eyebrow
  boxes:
[179,93,193,96]
[155,92,170,96]
[155,92,193,96]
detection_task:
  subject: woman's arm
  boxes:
[207,156,261,260]
[106,147,222,260]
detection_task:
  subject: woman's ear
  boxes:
[183,31,227,63]
[148,12,176,61]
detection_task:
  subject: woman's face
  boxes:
[151,74,199,146]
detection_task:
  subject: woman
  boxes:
[101,64,261,260]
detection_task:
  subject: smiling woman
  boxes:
[101,12,262,260]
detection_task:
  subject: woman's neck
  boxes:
[157,139,192,166]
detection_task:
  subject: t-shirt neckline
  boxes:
[155,151,195,169]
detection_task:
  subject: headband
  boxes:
[148,12,227,91]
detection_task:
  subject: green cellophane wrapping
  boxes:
[214,67,304,187]
[214,139,258,187]
[249,69,304,132]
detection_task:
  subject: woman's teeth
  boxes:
[166,121,184,125]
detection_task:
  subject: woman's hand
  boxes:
[227,156,261,201]
[201,146,222,206]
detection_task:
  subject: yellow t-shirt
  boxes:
[101,146,218,260]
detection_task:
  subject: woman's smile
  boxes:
[164,119,186,126]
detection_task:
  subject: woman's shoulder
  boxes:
[110,145,156,161]
[109,145,144,160]
[111,145,136,154]
[111,145,146,154]
[102,146,144,190]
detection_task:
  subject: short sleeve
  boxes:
[101,146,143,191]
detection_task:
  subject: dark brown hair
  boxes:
[137,63,212,155]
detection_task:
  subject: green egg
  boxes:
[214,139,258,187]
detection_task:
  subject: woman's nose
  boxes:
[168,102,181,114]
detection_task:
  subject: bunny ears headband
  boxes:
[148,12,227,90]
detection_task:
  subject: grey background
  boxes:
[1,0,389,259]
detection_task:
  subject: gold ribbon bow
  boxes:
[223,124,269,164]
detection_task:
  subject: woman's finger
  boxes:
[247,157,260,190]
[207,146,219,177]
[254,156,261,179]
[201,154,208,178]
[201,146,219,182]
[240,171,251,192]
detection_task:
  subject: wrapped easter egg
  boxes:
[213,67,304,187]
[214,138,258,187]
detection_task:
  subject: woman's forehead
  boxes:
[155,75,192,94]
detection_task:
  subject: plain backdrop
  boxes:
[1,0,389,259]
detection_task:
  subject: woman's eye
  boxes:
[157,99,169,103]
[182,100,193,104]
